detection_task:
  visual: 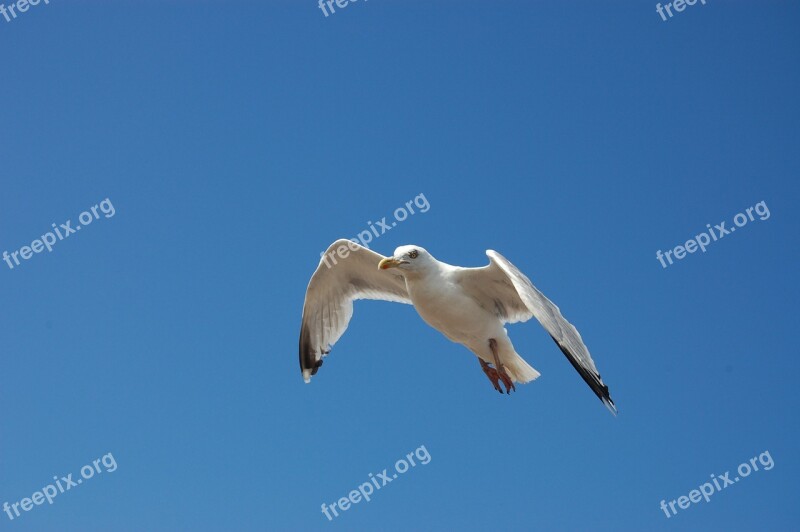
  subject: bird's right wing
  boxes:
[299,239,411,383]
[454,250,616,415]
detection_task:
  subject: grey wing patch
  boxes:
[456,275,532,324]
[493,298,508,319]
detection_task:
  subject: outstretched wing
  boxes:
[299,239,411,382]
[454,250,616,414]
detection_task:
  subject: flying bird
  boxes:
[299,240,617,414]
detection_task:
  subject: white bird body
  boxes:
[404,263,491,343]
[298,240,616,414]
[402,259,539,382]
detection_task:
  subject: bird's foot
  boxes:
[486,338,516,394]
[497,364,516,393]
[479,359,515,394]
[480,359,503,393]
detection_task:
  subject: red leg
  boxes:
[479,358,503,394]
[489,339,516,394]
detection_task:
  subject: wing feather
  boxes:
[299,239,411,382]
[454,250,617,414]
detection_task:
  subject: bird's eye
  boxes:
[408,250,419,259]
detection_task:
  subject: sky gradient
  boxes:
[1,1,799,530]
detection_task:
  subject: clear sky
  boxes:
[1,1,798,530]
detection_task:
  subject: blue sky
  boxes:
[1,0,798,530]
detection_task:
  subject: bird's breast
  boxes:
[406,277,498,343]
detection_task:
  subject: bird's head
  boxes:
[378,245,433,274]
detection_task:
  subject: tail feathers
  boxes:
[505,354,541,384]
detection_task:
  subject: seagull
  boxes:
[299,239,617,414]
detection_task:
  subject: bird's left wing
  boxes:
[454,250,617,414]
[299,239,411,383]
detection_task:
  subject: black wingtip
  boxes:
[299,321,316,376]
[299,315,330,382]
[550,335,616,415]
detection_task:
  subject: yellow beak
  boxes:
[378,257,403,270]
